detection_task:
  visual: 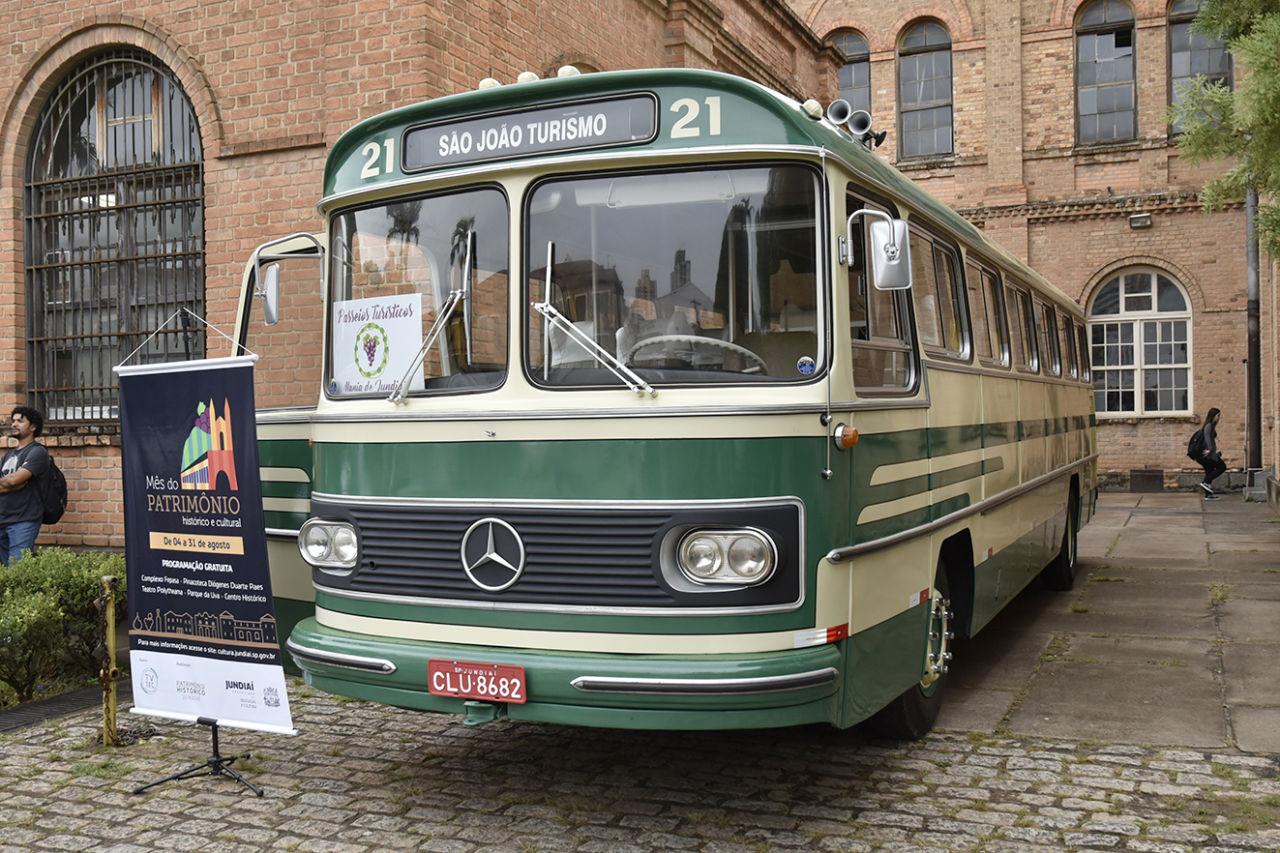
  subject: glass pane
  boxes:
[854,345,911,389]
[330,188,509,397]
[933,245,962,353]
[985,272,1007,363]
[848,201,869,342]
[1092,278,1120,314]
[1157,276,1187,311]
[525,165,821,387]
[910,232,941,346]
[832,30,869,59]
[966,263,992,361]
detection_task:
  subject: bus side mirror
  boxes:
[847,210,912,291]
[257,262,281,326]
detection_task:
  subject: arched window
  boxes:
[897,20,952,158]
[830,30,871,115]
[1087,270,1192,415]
[1076,0,1136,145]
[25,49,203,421]
[1169,0,1231,134]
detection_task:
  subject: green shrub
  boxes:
[0,589,63,702]
[0,548,127,693]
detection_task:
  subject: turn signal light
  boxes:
[833,424,859,450]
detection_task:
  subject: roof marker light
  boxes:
[557,65,581,78]
[516,71,540,84]
[801,98,823,119]
[478,77,501,90]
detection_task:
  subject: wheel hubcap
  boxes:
[922,592,954,688]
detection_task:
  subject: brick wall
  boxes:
[0,0,839,549]
[797,0,1276,487]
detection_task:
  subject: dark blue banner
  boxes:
[116,356,294,734]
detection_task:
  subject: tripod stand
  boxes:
[132,717,263,797]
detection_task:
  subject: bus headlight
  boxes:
[299,519,359,569]
[676,528,776,586]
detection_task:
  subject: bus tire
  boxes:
[1040,486,1079,592]
[866,565,951,740]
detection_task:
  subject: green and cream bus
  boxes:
[236,67,1095,738]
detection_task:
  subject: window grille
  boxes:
[830,30,871,116]
[24,48,203,423]
[1075,0,1136,145]
[1088,270,1192,415]
[897,20,953,158]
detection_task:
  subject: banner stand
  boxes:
[131,717,263,797]
[117,309,293,799]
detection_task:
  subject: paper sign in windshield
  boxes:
[331,294,425,396]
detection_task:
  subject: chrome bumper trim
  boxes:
[285,638,397,674]
[569,667,838,696]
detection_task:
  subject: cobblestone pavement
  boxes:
[0,493,1277,852]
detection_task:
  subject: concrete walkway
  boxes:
[941,492,1280,753]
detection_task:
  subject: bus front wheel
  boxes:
[867,565,952,740]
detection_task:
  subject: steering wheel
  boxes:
[624,334,768,375]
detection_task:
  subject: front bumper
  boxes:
[287,617,844,730]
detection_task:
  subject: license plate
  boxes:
[428,659,527,704]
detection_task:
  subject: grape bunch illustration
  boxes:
[194,403,210,433]
[362,332,378,366]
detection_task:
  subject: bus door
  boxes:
[232,233,326,663]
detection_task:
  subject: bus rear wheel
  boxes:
[867,565,952,740]
[1040,487,1079,592]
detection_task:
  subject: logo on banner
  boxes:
[141,668,159,694]
[355,322,390,378]
[180,399,239,491]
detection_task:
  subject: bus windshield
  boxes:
[328,187,508,398]
[527,164,822,387]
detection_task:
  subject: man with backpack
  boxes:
[1188,407,1226,500]
[0,405,50,564]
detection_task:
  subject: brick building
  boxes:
[793,0,1276,491]
[1,0,1273,551]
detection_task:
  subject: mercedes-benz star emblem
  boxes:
[460,517,526,592]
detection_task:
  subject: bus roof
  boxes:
[324,68,1078,313]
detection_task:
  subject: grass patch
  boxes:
[1088,575,1127,583]
[1264,568,1280,574]
[1147,658,1187,668]
[1210,763,1251,792]
[1180,794,1280,832]
[1070,602,1090,613]
[1209,582,1234,603]
[70,759,132,780]
[1040,635,1071,663]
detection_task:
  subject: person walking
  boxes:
[1192,407,1226,499]
[0,406,49,564]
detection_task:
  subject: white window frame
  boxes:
[1087,268,1193,418]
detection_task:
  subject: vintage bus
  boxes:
[235,67,1096,738]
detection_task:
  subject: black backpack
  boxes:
[37,448,67,524]
[1186,429,1206,461]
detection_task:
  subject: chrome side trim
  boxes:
[303,400,931,423]
[826,453,1098,563]
[285,638,397,674]
[266,527,301,538]
[570,667,838,695]
[312,492,800,511]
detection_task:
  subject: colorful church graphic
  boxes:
[179,398,238,491]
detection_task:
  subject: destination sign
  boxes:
[403,94,657,172]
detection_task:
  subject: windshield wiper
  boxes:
[532,241,656,398]
[387,231,472,404]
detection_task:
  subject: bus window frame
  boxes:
[519,160,832,393]
[907,222,971,364]
[1038,299,1062,377]
[324,181,513,402]
[846,184,920,397]
[1007,281,1040,374]
[1075,319,1092,383]
[1061,309,1080,379]
[963,253,1011,369]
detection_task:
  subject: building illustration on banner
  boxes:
[180,398,238,491]
[132,607,278,647]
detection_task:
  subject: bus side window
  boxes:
[1061,313,1079,379]
[848,191,915,392]
[1007,284,1037,372]
[964,261,993,362]
[909,228,966,359]
[1021,289,1040,372]
[1040,302,1062,377]
[982,268,1010,367]
[1076,321,1091,382]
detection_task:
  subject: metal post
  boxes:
[1246,183,1262,472]
[100,575,120,747]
